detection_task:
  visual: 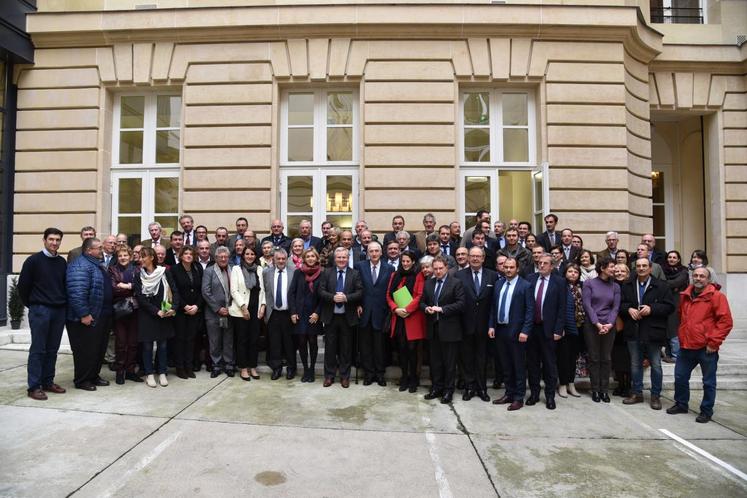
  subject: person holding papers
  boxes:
[386,251,426,393]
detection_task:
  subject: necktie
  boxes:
[639,281,646,304]
[434,279,443,306]
[564,247,570,259]
[474,271,480,295]
[336,270,345,311]
[535,277,545,324]
[499,281,510,323]
[372,265,378,284]
[549,233,555,245]
[275,270,283,308]
[442,244,450,255]
[185,233,190,246]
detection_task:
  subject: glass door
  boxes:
[112,170,179,246]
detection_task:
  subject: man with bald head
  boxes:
[261,219,291,252]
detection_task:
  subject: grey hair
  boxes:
[396,230,410,239]
[214,246,230,257]
[606,231,619,239]
[273,248,288,258]
[334,247,349,257]
[419,255,434,266]
[148,222,162,230]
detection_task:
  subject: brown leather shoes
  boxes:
[492,395,511,405]
[341,378,350,388]
[650,395,662,410]
[43,383,66,394]
[507,401,523,411]
[28,388,48,401]
[323,378,333,387]
[623,394,644,405]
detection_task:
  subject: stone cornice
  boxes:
[27,3,662,60]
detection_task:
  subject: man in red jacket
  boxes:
[667,267,733,423]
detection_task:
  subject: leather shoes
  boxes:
[42,383,66,394]
[695,413,711,423]
[623,394,644,405]
[93,377,110,387]
[601,392,610,403]
[667,404,688,415]
[116,371,125,385]
[462,390,473,401]
[225,369,235,378]
[270,369,282,380]
[477,390,491,402]
[591,391,600,403]
[408,385,418,393]
[650,395,662,410]
[76,382,96,391]
[286,369,296,380]
[440,391,453,404]
[323,377,333,387]
[507,401,523,411]
[424,390,443,400]
[546,399,557,410]
[525,394,540,406]
[377,378,387,387]
[363,378,373,386]
[456,379,465,390]
[492,395,511,405]
[210,369,222,378]
[125,372,144,383]
[340,378,350,388]
[28,388,47,400]
[176,368,188,380]
[398,384,408,392]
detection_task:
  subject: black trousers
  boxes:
[496,329,527,402]
[460,329,489,392]
[395,320,419,388]
[267,310,295,372]
[324,315,353,380]
[489,336,504,383]
[359,324,386,379]
[556,333,582,384]
[429,325,459,393]
[174,312,201,370]
[233,315,260,369]
[67,316,111,387]
[527,325,558,399]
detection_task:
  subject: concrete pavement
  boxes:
[1,349,746,497]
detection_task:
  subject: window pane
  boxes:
[498,171,532,222]
[464,176,491,228]
[327,92,353,125]
[533,171,543,213]
[154,216,178,237]
[119,131,143,164]
[118,178,142,214]
[464,129,490,162]
[653,205,666,239]
[326,176,353,214]
[157,95,181,128]
[287,176,313,212]
[503,128,528,162]
[117,216,142,245]
[652,171,664,203]
[156,130,180,163]
[326,215,353,231]
[286,215,314,239]
[288,128,313,161]
[288,93,314,126]
[154,177,179,213]
[464,93,489,125]
[327,127,352,161]
[120,96,145,128]
[503,94,528,126]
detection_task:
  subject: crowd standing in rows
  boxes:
[18,212,733,423]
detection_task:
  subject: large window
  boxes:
[280,89,358,235]
[112,94,181,244]
[459,89,545,230]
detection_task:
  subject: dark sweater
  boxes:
[18,251,68,307]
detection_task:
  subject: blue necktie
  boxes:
[434,279,443,306]
[275,270,283,308]
[336,270,344,312]
[499,281,510,323]
[474,271,480,295]
[639,281,646,304]
[442,244,450,255]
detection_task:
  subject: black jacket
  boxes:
[619,277,675,345]
[454,267,497,336]
[420,275,466,342]
[318,266,363,327]
[170,263,205,309]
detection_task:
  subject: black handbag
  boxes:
[113,297,135,319]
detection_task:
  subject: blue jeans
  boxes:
[628,340,662,396]
[27,305,67,390]
[674,347,719,417]
[142,340,168,375]
[665,336,680,359]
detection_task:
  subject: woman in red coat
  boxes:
[386,251,426,393]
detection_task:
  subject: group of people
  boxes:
[18,211,733,423]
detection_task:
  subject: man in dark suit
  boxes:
[382,215,408,247]
[641,233,666,266]
[421,256,466,404]
[262,248,297,380]
[355,241,395,386]
[559,228,580,266]
[353,229,373,262]
[470,231,496,271]
[298,219,323,252]
[164,231,184,266]
[536,213,559,252]
[261,219,291,253]
[101,235,118,267]
[227,216,249,249]
[488,257,534,411]
[318,247,363,388]
[437,225,458,258]
[210,227,229,258]
[455,246,497,402]
[525,254,567,409]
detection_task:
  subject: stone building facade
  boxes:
[8,0,747,309]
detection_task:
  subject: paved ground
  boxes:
[1,349,746,497]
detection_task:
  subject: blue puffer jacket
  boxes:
[66,254,106,321]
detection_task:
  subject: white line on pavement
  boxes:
[421,415,454,498]
[659,429,747,482]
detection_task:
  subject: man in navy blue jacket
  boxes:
[355,241,395,386]
[488,258,534,411]
[525,253,567,409]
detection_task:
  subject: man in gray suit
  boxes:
[263,248,298,380]
[202,246,234,378]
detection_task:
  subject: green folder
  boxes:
[393,286,413,308]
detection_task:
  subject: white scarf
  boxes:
[140,266,172,304]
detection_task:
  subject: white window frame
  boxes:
[279,88,359,166]
[111,169,180,240]
[459,89,537,168]
[280,168,359,237]
[112,92,182,170]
